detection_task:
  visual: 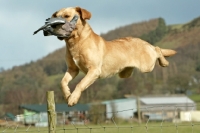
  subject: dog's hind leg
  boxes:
[119,67,134,78]
[155,46,169,67]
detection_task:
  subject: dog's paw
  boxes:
[62,88,71,101]
[68,90,81,106]
[64,92,71,101]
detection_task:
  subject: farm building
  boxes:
[19,103,90,126]
[139,95,196,121]
[102,98,137,119]
[18,95,197,125]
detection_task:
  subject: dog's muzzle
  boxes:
[33,15,78,38]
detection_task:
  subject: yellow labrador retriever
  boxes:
[52,7,176,106]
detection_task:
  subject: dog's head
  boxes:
[51,7,91,40]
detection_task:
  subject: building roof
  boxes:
[102,98,136,104]
[140,96,194,105]
[5,113,15,120]
[20,103,90,113]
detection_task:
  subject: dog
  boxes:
[51,7,176,106]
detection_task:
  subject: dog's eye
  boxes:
[64,15,70,18]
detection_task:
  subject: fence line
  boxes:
[1,106,200,133]
[0,92,200,133]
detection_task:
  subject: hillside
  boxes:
[1,17,200,115]
[101,18,159,40]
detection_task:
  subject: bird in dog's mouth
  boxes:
[33,15,78,38]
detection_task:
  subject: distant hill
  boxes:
[101,18,167,45]
[1,17,200,115]
[101,18,159,40]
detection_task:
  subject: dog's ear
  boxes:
[52,11,58,17]
[75,7,91,20]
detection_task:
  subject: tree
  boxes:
[140,18,167,44]
[196,61,200,72]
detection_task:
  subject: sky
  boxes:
[1,0,200,70]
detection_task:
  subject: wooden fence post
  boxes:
[47,91,56,133]
[137,96,141,124]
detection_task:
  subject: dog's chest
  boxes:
[73,57,79,67]
[72,56,87,73]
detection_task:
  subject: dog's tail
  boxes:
[160,48,176,57]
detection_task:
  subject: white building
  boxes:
[102,98,137,119]
[139,95,196,121]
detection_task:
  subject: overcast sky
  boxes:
[1,0,200,70]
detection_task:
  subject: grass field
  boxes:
[1,122,200,133]
[189,94,200,110]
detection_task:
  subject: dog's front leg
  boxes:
[61,68,79,101]
[68,68,100,106]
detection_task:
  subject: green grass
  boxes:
[47,72,85,85]
[1,122,200,133]
[155,40,178,49]
[189,94,200,110]
[189,94,200,103]
[168,24,184,30]
[48,74,63,84]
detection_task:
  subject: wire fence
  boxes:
[0,92,200,133]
